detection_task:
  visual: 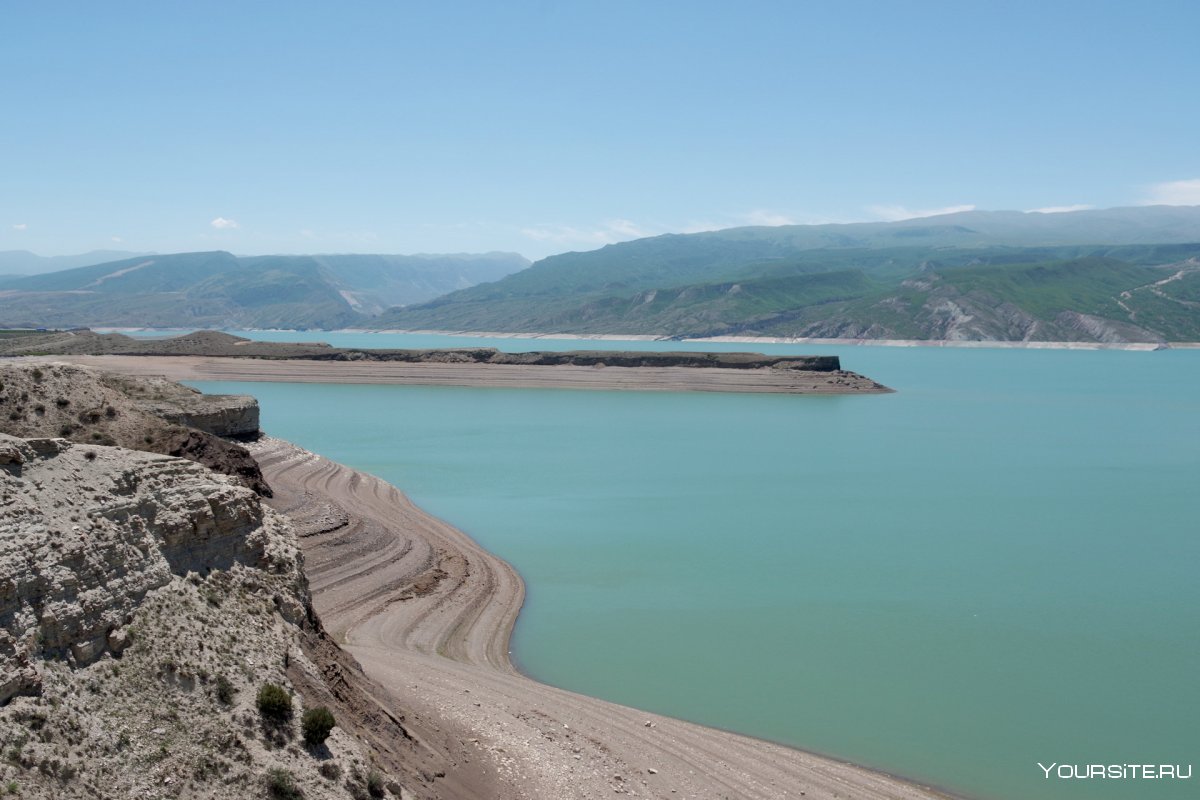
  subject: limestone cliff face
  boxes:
[112,374,261,438]
[0,431,426,799]
[0,433,297,705]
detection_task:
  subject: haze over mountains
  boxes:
[3,205,1199,342]
[0,251,528,329]
[0,249,154,276]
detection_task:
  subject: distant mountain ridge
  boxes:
[374,206,1200,343]
[4,207,1199,342]
[0,249,154,276]
[0,250,528,329]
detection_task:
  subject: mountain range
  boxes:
[375,206,1200,343]
[3,206,1199,342]
[0,249,153,276]
[0,251,528,329]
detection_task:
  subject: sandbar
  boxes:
[27,354,892,394]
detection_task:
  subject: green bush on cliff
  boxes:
[301,706,335,746]
[256,683,293,723]
[265,767,303,799]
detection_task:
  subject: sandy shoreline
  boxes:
[27,354,892,394]
[94,326,1188,350]
[250,436,958,799]
[351,328,1177,351]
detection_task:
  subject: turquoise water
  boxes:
[191,332,1199,800]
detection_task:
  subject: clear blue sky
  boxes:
[3,1,1199,259]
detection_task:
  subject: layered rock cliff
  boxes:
[0,364,461,798]
[0,434,292,705]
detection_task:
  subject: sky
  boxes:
[3,0,1199,260]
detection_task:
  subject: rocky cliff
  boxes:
[0,434,292,705]
[0,362,269,495]
[0,364,467,798]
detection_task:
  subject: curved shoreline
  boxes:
[251,436,959,799]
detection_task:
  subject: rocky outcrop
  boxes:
[0,362,269,495]
[1052,310,1164,344]
[139,393,260,438]
[0,433,292,704]
[0,430,437,799]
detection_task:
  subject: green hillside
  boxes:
[0,250,527,329]
[376,206,1200,343]
[4,207,1198,342]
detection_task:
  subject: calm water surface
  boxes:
[191,331,1199,800]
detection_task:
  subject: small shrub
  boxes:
[256,683,293,723]
[104,405,117,418]
[215,675,236,705]
[301,706,335,746]
[83,451,97,461]
[318,762,341,781]
[265,768,303,800]
[366,770,385,798]
[33,403,45,415]
[30,368,43,381]
[54,398,69,407]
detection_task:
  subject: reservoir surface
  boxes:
[188,331,1199,800]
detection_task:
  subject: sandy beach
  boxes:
[249,436,956,799]
[28,354,892,394]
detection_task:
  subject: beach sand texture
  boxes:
[251,437,954,799]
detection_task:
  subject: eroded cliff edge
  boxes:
[0,361,269,495]
[0,363,496,799]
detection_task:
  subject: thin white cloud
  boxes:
[1027,204,1094,214]
[867,204,976,222]
[110,236,123,243]
[605,219,649,239]
[682,210,840,234]
[740,209,797,227]
[210,217,240,230]
[522,210,822,249]
[1141,178,1200,206]
[11,223,27,231]
[520,219,651,247]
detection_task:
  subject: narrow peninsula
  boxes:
[2,329,893,394]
